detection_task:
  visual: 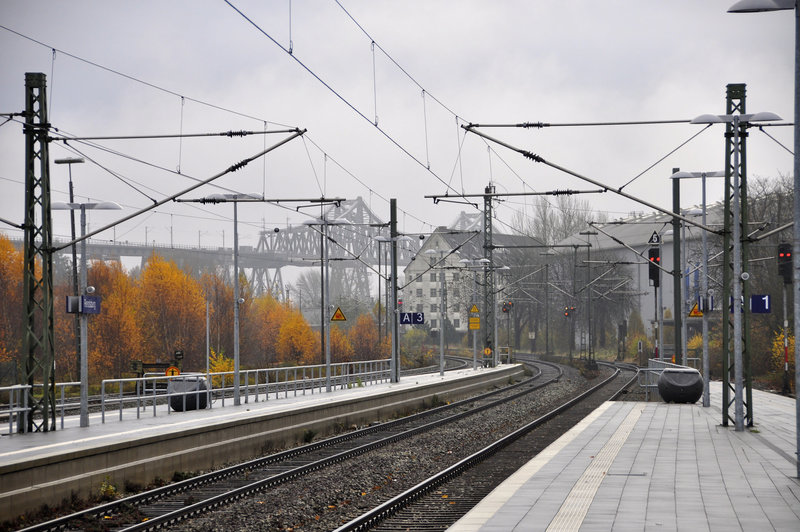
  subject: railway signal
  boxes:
[778,243,792,284]
[648,247,661,287]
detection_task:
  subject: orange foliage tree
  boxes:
[276,309,317,365]
[330,324,354,363]
[87,260,143,380]
[199,270,234,359]
[246,294,288,366]
[136,254,205,369]
[0,235,23,372]
[348,314,381,361]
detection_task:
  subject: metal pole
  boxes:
[206,300,210,406]
[791,1,800,480]
[732,115,745,432]
[545,262,549,357]
[390,198,399,383]
[681,215,688,366]
[68,167,80,382]
[79,206,89,428]
[233,201,241,405]
[439,266,445,376]
[673,170,683,364]
[472,272,478,369]
[324,220,332,392]
[783,283,790,395]
[702,173,711,407]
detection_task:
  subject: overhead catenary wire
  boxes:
[0,24,447,237]
[463,124,719,234]
[0,26,442,241]
[51,129,306,252]
[223,1,471,203]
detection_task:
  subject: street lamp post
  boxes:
[671,170,725,407]
[729,0,799,477]
[691,111,781,431]
[54,157,84,384]
[179,193,260,405]
[52,200,121,427]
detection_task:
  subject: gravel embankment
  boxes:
[176,364,600,532]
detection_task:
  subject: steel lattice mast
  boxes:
[22,72,55,432]
[721,83,753,427]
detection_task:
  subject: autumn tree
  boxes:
[87,260,143,380]
[199,269,234,359]
[246,293,289,366]
[0,234,23,382]
[349,314,380,361]
[136,254,205,369]
[276,309,317,365]
[329,324,354,363]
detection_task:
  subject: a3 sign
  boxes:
[399,312,424,324]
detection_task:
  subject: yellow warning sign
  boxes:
[165,366,180,376]
[469,304,479,314]
[469,317,480,330]
[331,307,347,322]
[688,303,703,318]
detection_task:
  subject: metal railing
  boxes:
[1,381,82,436]
[98,359,390,422]
[2,360,391,435]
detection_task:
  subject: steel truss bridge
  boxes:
[15,198,419,302]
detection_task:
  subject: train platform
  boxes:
[0,363,521,520]
[449,381,800,531]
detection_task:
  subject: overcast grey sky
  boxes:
[0,1,794,251]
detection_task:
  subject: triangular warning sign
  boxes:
[469,304,479,314]
[688,303,703,318]
[331,307,347,322]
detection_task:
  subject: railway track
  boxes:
[336,359,638,532]
[17,359,561,532]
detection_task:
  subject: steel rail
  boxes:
[333,361,635,532]
[19,359,557,532]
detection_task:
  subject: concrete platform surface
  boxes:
[449,382,800,531]
[0,365,506,467]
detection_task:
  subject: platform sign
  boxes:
[331,307,347,322]
[80,295,101,315]
[750,294,771,314]
[469,316,480,330]
[165,366,180,376]
[727,294,772,314]
[400,312,425,324]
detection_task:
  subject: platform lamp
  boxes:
[727,0,799,478]
[52,200,122,427]
[179,193,261,405]
[54,157,84,391]
[671,170,724,409]
[690,111,782,432]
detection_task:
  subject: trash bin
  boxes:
[167,376,208,411]
[657,368,703,404]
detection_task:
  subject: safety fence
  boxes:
[1,359,390,435]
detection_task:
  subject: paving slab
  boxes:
[449,381,800,531]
